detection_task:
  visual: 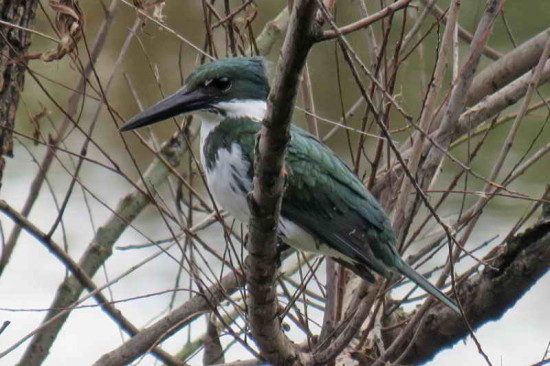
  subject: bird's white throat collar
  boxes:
[197,99,267,126]
[198,99,267,150]
[217,99,267,121]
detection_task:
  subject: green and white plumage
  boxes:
[121,57,460,314]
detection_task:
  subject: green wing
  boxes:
[205,118,398,279]
[282,127,398,279]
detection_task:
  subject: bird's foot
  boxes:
[276,238,290,268]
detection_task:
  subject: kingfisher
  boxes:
[121,57,459,314]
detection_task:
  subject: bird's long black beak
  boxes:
[120,88,210,131]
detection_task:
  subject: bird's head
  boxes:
[120,57,270,131]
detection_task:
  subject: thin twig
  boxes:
[320,0,412,41]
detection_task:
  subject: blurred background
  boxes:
[1,0,549,365]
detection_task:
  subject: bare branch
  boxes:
[246,0,319,364]
[0,0,121,277]
[394,217,550,364]
[18,132,188,366]
[254,7,290,56]
[391,0,461,233]
[467,28,550,106]
[376,0,506,209]
[313,283,378,364]
[0,0,39,184]
[454,59,550,142]
[203,314,225,365]
[0,199,183,365]
[93,270,246,366]
[419,0,503,60]
[320,0,412,41]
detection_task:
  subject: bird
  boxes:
[121,57,460,314]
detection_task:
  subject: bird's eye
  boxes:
[211,77,232,92]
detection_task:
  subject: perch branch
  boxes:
[246,0,319,364]
[395,216,550,364]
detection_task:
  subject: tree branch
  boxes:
[379,55,550,203]
[93,270,246,366]
[91,247,308,365]
[203,314,225,365]
[388,214,550,364]
[0,0,39,186]
[246,0,319,364]
[254,7,290,56]
[0,202,184,365]
[375,26,550,201]
[313,283,378,364]
[16,131,188,366]
[467,28,550,107]
[419,0,503,60]
[374,0,505,209]
[0,0,121,277]
[319,0,412,41]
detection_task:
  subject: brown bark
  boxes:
[203,315,225,365]
[373,28,550,206]
[246,0,319,364]
[0,0,39,187]
[383,217,550,364]
[87,211,550,365]
[467,28,550,107]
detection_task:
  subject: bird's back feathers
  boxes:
[204,117,459,313]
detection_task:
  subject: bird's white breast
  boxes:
[197,105,353,263]
[202,142,252,223]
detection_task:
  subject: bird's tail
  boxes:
[394,259,460,314]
